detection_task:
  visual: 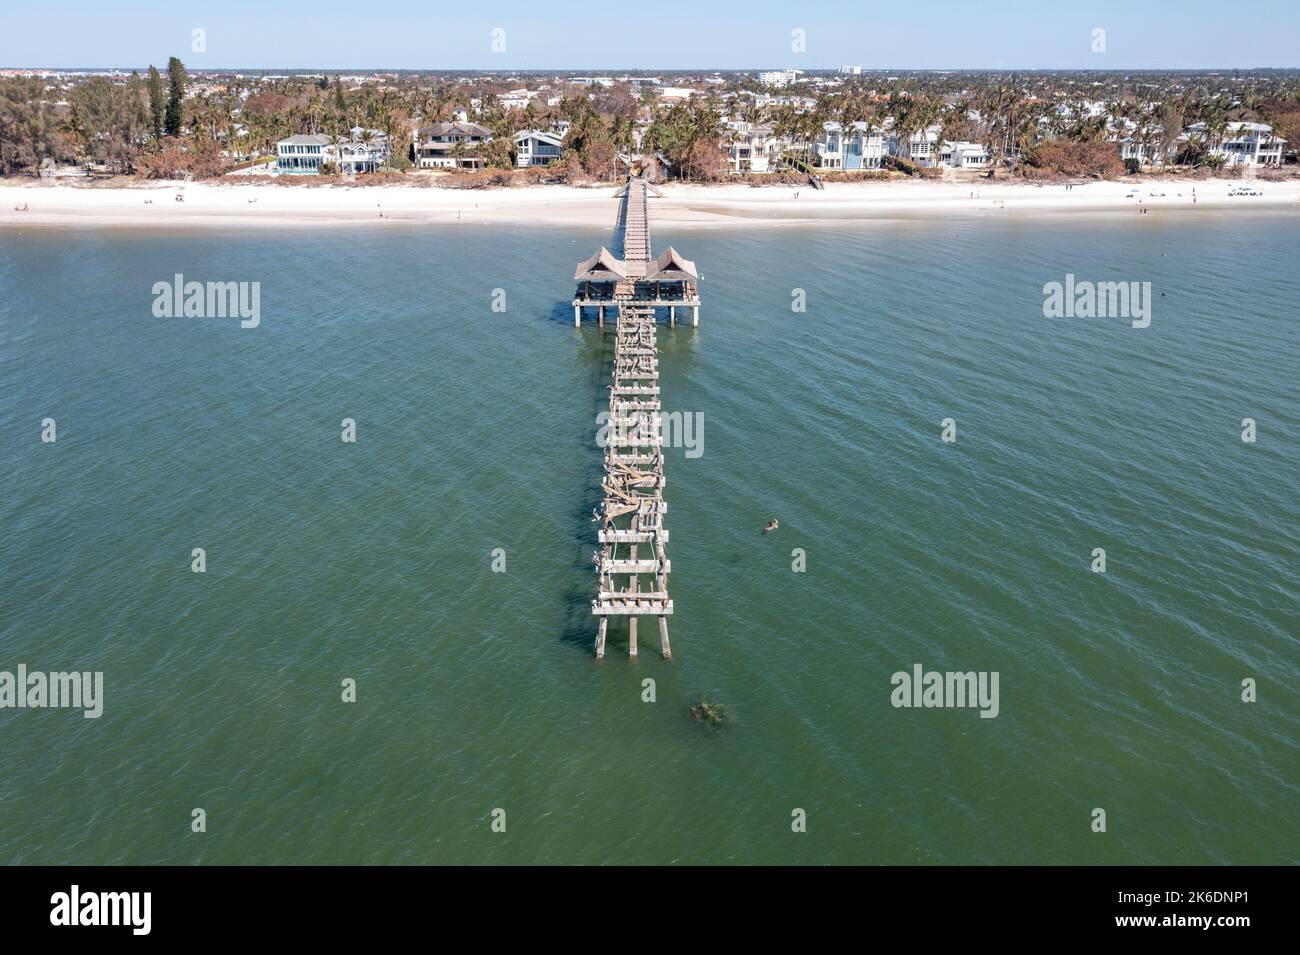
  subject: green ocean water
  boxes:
[1,210,1297,864]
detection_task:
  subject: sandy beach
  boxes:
[1,176,1297,229]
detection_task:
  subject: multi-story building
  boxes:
[726,122,781,173]
[333,133,389,174]
[276,130,389,175]
[499,89,538,110]
[758,69,801,88]
[414,122,493,169]
[514,130,565,167]
[276,134,331,173]
[812,122,887,170]
[1181,121,1286,167]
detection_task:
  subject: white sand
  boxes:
[2,177,1297,230]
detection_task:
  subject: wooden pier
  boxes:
[576,177,700,660]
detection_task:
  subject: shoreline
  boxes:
[2,177,1297,230]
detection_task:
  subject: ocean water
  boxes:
[1,209,1297,865]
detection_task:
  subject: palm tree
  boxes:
[518,99,538,134]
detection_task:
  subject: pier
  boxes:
[576,177,700,660]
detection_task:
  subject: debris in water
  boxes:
[690,698,731,726]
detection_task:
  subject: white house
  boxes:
[276,134,330,173]
[334,131,389,174]
[940,141,989,168]
[726,122,781,173]
[1180,121,1285,167]
[514,130,565,167]
[275,131,389,175]
[414,122,493,169]
[892,126,943,167]
[655,86,696,103]
[1106,118,1171,168]
[499,88,539,110]
[1116,134,1170,167]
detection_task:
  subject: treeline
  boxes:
[0,59,662,180]
[0,57,188,176]
[3,64,1299,181]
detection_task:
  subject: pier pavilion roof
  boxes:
[575,247,628,282]
[643,247,698,282]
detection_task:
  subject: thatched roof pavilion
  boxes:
[643,247,698,283]
[574,247,628,283]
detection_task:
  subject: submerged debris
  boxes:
[689,698,732,727]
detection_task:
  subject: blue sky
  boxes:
[1,1,1297,70]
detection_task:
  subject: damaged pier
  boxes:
[575,177,700,659]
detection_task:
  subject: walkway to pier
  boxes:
[576,177,700,660]
[619,177,651,264]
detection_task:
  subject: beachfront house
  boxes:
[1180,122,1286,167]
[275,130,389,175]
[414,122,493,169]
[892,126,944,167]
[940,141,989,169]
[810,122,888,171]
[514,130,565,167]
[276,134,331,173]
[1117,134,1171,168]
[334,130,389,174]
[726,122,781,173]
[877,126,987,170]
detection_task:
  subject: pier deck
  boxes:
[578,177,701,660]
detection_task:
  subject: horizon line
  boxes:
[6,65,1300,73]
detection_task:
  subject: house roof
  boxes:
[279,134,331,145]
[514,129,564,147]
[419,122,492,140]
[574,247,628,282]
